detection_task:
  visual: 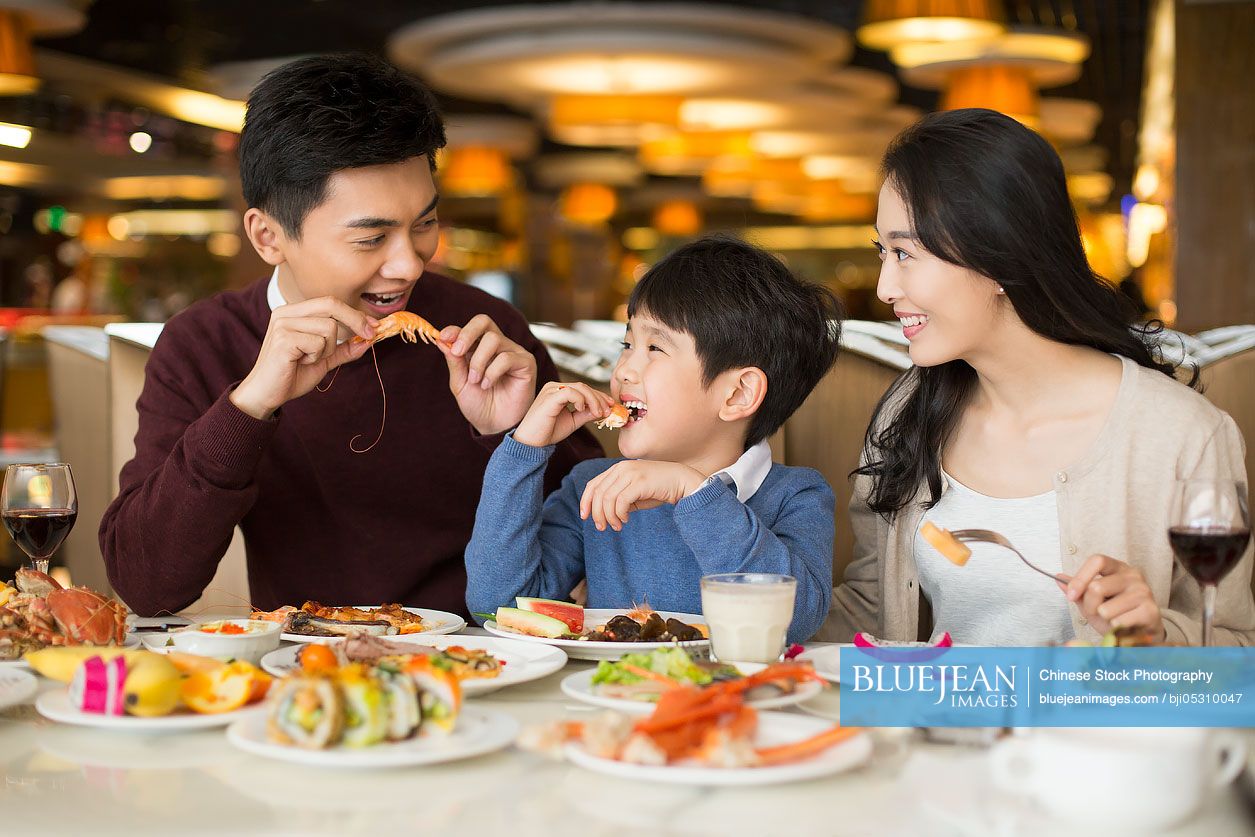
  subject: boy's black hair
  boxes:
[238,53,446,239]
[627,235,843,448]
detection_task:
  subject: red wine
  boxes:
[1169,526,1251,585]
[2,508,77,560]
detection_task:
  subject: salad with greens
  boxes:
[590,648,741,701]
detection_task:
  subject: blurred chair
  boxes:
[42,326,112,593]
[104,324,251,615]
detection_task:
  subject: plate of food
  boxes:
[521,681,869,786]
[258,633,568,696]
[560,649,823,713]
[481,599,708,661]
[28,646,273,731]
[1,568,133,667]
[251,602,466,643]
[228,661,518,768]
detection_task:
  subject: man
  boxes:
[100,54,600,616]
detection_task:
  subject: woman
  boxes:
[822,109,1254,646]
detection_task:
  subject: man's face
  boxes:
[270,157,440,318]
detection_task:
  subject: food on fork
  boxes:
[920,521,972,566]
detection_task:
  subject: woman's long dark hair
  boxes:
[858,108,1191,518]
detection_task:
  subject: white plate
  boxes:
[560,665,824,714]
[36,688,266,732]
[227,705,518,768]
[798,644,847,683]
[0,668,37,710]
[483,608,709,661]
[259,634,568,696]
[0,634,142,669]
[564,710,872,786]
[280,606,467,644]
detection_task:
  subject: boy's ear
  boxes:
[717,366,767,424]
[243,208,288,267]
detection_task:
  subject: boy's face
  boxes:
[268,157,440,318]
[610,311,730,462]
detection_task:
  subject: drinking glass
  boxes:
[1,463,77,576]
[699,573,796,663]
[1168,479,1251,646]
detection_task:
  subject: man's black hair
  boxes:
[239,53,446,238]
[627,235,843,448]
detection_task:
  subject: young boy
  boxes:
[100,55,600,616]
[465,236,843,643]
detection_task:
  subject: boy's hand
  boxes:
[514,382,616,448]
[438,315,538,435]
[580,460,706,532]
[1057,555,1166,641]
[231,296,377,420]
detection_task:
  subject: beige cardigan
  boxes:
[819,357,1255,645]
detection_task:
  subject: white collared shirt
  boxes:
[266,267,285,311]
[693,439,773,503]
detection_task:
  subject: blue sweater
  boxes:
[465,435,836,644]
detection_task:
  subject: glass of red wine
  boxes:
[1,463,77,576]
[1168,479,1251,646]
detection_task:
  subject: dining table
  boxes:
[3,627,1254,837]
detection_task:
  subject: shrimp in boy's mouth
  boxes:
[619,396,647,424]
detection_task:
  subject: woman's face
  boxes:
[875,182,1009,367]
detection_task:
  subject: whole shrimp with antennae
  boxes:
[320,311,450,453]
[353,311,446,346]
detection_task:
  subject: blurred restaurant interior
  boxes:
[0,0,1250,597]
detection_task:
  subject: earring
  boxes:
[996,286,1006,294]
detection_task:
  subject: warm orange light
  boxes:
[550,94,683,130]
[753,180,876,221]
[858,0,1004,51]
[559,183,617,225]
[0,10,36,95]
[439,147,514,197]
[701,156,812,197]
[639,131,754,175]
[942,65,1039,127]
[652,200,703,236]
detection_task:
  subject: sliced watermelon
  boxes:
[495,607,569,639]
[515,597,584,633]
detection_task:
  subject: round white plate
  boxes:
[564,710,872,786]
[483,608,709,661]
[0,668,37,710]
[259,634,568,696]
[280,607,467,644]
[559,665,824,714]
[227,706,518,768]
[36,688,266,732]
[1,634,142,669]
[797,644,847,684]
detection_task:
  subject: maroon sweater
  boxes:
[99,273,601,617]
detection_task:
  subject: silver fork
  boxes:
[948,529,1069,583]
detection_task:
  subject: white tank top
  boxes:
[915,471,1075,646]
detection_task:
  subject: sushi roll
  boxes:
[337,664,389,748]
[404,656,462,733]
[373,662,421,741]
[267,675,344,749]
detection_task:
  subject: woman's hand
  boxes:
[1059,554,1165,641]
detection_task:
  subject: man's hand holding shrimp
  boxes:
[1058,554,1166,641]
[513,381,616,448]
[231,296,377,420]
[579,460,706,532]
[438,314,539,435]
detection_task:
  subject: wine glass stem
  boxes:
[1202,583,1217,647]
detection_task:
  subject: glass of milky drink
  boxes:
[700,573,797,664]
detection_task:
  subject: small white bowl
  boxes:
[167,619,281,664]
